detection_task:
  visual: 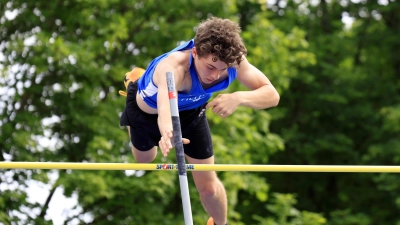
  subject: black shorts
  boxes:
[120,81,213,159]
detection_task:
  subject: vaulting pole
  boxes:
[166,71,193,225]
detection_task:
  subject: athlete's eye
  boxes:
[207,67,215,70]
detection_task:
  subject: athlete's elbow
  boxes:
[261,84,280,108]
[263,90,280,109]
[271,91,280,107]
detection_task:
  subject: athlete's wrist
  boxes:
[232,91,244,106]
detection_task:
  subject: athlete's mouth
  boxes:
[206,78,214,83]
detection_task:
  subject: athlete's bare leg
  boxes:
[186,155,227,225]
[127,127,157,163]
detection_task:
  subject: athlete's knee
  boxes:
[132,146,157,163]
[197,178,223,198]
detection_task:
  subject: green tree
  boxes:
[267,0,400,224]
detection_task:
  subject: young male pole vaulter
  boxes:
[119,17,280,225]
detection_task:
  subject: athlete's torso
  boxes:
[136,39,237,114]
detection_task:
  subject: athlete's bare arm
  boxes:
[153,51,191,157]
[206,57,280,117]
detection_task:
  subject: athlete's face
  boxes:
[192,47,228,85]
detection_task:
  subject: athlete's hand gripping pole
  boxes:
[166,72,194,225]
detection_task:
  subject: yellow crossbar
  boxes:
[1,162,400,173]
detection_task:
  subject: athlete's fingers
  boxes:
[158,140,168,157]
[206,101,216,109]
[159,138,167,155]
[159,131,173,157]
[182,138,190,144]
[162,130,173,148]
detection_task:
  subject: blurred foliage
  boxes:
[0,0,399,224]
[266,0,400,224]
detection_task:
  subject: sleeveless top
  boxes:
[137,39,238,111]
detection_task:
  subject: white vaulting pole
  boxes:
[166,71,193,225]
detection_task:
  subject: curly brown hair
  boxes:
[194,17,247,67]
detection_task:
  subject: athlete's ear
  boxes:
[192,47,197,58]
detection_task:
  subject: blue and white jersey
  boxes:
[137,39,238,111]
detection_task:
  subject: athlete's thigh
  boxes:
[185,155,219,190]
[182,115,213,159]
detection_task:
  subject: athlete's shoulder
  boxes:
[152,50,191,86]
[167,50,191,64]
[157,50,190,72]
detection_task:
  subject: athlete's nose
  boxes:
[211,70,221,80]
